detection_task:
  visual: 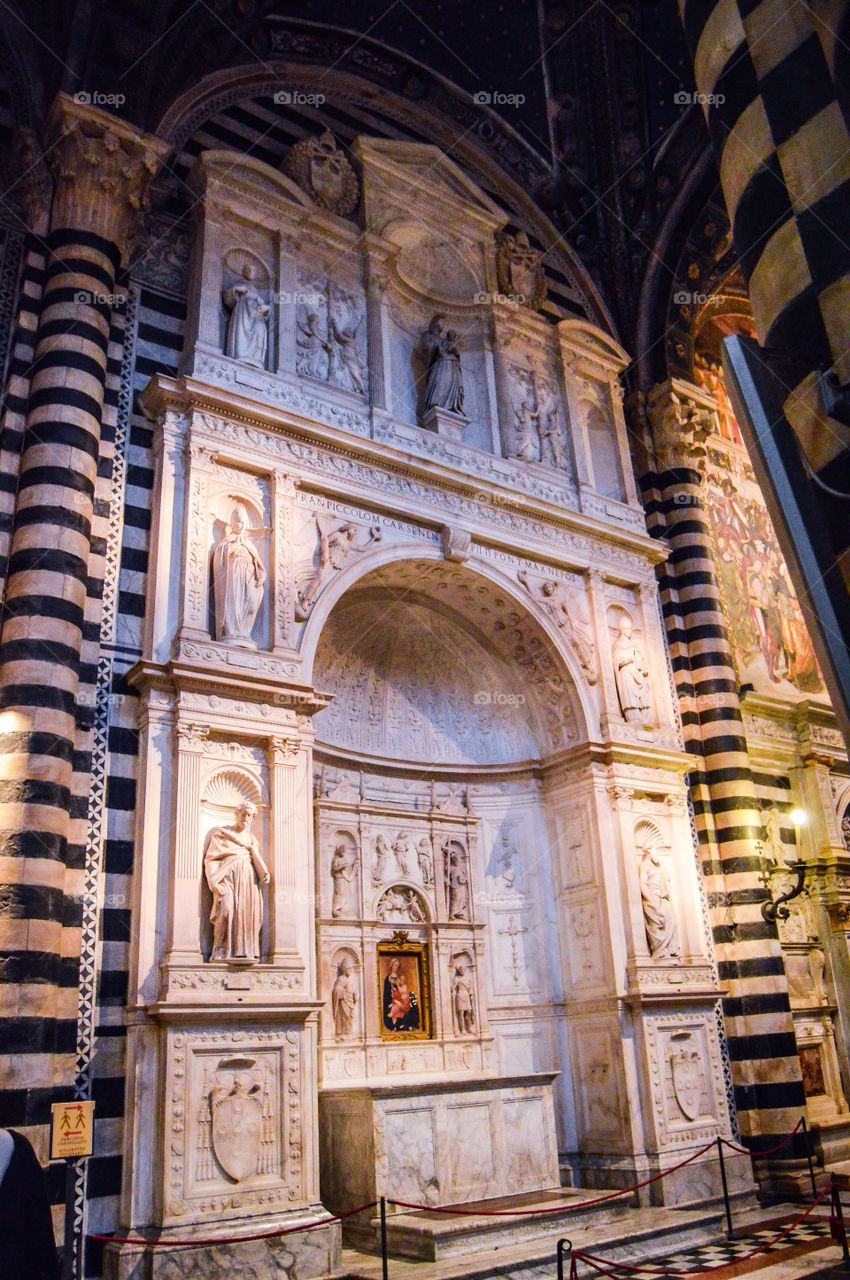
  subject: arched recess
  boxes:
[298,542,595,755]
[149,59,613,334]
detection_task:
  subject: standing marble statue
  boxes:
[452,963,476,1035]
[204,801,269,962]
[223,264,269,369]
[639,847,680,959]
[212,504,266,647]
[612,615,651,723]
[446,847,470,920]
[422,315,464,415]
[330,842,358,918]
[417,836,434,886]
[331,958,357,1039]
[373,833,391,886]
[393,831,413,877]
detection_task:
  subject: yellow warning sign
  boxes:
[50,1101,95,1160]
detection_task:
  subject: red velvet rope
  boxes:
[88,1199,378,1250]
[574,1182,832,1277]
[388,1138,718,1217]
[720,1118,803,1158]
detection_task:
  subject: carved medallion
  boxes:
[284,130,359,216]
[670,1040,704,1121]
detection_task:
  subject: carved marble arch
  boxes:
[302,548,592,766]
[202,766,264,811]
[634,817,668,856]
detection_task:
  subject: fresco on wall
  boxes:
[696,357,825,701]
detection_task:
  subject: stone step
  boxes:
[337,1191,779,1279]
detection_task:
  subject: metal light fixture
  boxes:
[762,808,807,923]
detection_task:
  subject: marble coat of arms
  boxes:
[284,130,360,216]
[208,1057,268,1181]
[670,1043,705,1121]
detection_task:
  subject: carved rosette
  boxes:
[45,92,169,258]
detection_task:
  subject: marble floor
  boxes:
[336,1203,847,1280]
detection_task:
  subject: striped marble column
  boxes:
[677,1,850,536]
[643,380,807,1183]
[0,94,166,1129]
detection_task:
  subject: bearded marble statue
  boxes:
[204,801,269,963]
[612,615,651,723]
[212,504,266,648]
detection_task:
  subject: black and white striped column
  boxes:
[644,381,807,1184]
[0,93,166,1142]
[677,1,850,557]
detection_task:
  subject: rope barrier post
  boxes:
[717,1136,734,1239]
[831,1174,850,1265]
[557,1237,572,1280]
[380,1196,389,1280]
[801,1115,817,1199]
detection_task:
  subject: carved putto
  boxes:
[284,130,359,216]
[612,614,651,723]
[204,801,269,963]
[495,230,546,310]
[211,504,266,648]
[376,885,428,923]
[223,262,269,368]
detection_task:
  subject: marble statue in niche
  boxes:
[284,130,359,217]
[330,838,358,918]
[373,833,391,886]
[203,1056,272,1182]
[223,263,269,368]
[417,836,434,886]
[331,957,358,1039]
[377,885,428,923]
[495,230,546,310]
[204,802,269,963]
[393,830,414,877]
[212,504,266,648]
[612,615,651,722]
[639,845,680,959]
[452,962,476,1035]
[445,841,471,920]
[518,571,597,683]
[763,806,790,866]
[295,516,381,620]
[422,315,465,416]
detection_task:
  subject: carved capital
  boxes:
[45,92,169,260]
[175,723,209,751]
[269,735,300,763]
[646,379,716,474]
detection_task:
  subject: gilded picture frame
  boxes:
[376,935,432,1041]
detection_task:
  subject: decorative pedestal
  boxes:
[422,404,470,441]
[319,1071,560,1247]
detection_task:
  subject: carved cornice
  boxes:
[646,379,717,474]
[45,92,169,259]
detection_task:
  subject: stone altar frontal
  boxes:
[319,1073,561,1226]
[115,127,754,1275]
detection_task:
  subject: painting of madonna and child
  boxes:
[377,941,432,1040]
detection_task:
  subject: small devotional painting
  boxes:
[377,936,431,1040]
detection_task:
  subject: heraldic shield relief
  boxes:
[670,1035,706,1122]
[204,1056,274,1183]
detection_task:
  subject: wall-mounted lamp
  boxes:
[762,808,807,923]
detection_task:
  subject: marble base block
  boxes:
[421,404,470,441]
[319,1071,560,1237]
[105,1213,339,1280]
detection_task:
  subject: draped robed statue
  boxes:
[223,263,270,369]
[422,314,464,416]
[204,801,270,963]
[212,504,266,648]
